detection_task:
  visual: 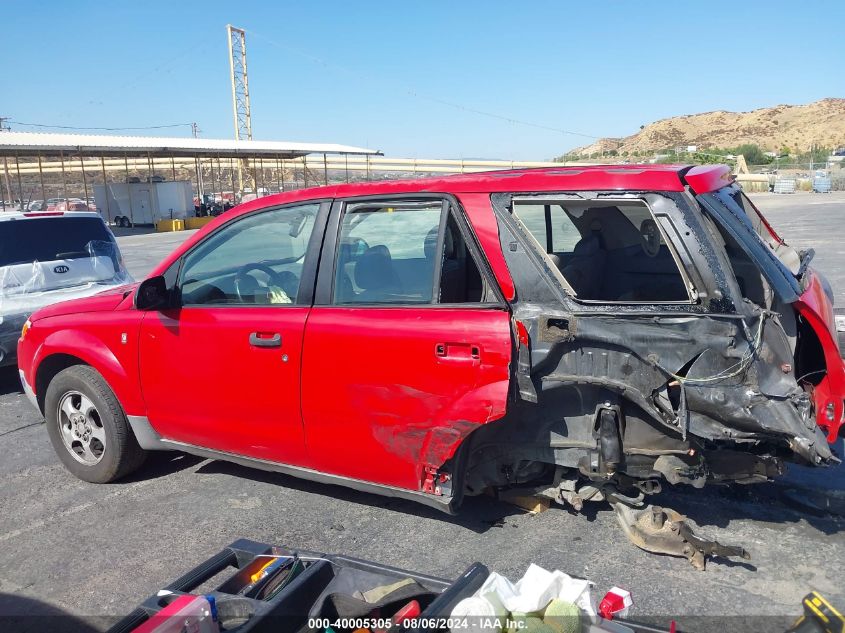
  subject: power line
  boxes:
[246,28,602,140]
[9,121,194,132]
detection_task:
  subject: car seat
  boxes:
[353,245,402,302]
[334,240,356,302]
[561,220,606,298]
[424,224,464,302]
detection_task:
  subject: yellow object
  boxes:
[249,557,278,583]
[156,219,184,232]
[20,319,31,341]
[543,600,580,633]
[495,490,551,515]
[267,286,292,304]
[787,592,845,633]
[185,216,215,230]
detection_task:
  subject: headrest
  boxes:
[338,241,352,265]
[573,233,601,256]
[424,225,456,259]
[355,245,398,290]
[424,227,438,259]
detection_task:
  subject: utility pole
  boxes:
[192,122,204,202]
[0,117,12,210]
[227,25,253,197]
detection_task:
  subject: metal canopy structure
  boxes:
[0,131,379,159]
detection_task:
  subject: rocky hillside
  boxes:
[569,98,845,156]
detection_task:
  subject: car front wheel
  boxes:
[44,365,146,483]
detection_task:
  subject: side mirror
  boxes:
[135,275,169,311]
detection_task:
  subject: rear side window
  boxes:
[332,200,495,305]
[512,199,691,303]
[0,217,113,266]
[513,204,580,253]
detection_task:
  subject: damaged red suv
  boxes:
[17,165,844,564]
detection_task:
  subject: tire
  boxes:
[44,365,146,483]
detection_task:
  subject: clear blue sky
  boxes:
[3,0,842,160]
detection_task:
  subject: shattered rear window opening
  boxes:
[512,198,692,303]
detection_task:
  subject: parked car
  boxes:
[51,198,89,212]
[44,198,67,211]
[1,210,132,366]
[15,165,844,559]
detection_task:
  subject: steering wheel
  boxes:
[234,263,298,303]
[639,219,661,258]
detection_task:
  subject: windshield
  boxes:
[0,217,115,267]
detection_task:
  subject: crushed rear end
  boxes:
[453,165,842,567]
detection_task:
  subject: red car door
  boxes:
[301,196,512,492]
[139,201,328,466]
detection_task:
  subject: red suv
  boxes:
[16,166,844,533]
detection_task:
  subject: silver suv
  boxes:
[0,210,132,366]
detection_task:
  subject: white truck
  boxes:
[94,180,194,227]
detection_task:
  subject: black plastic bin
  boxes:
[107,538,489,633]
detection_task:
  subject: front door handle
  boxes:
[249,332,281,348]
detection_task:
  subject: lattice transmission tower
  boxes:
[227,25,254,194]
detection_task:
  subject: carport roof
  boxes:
[0,131,381,159]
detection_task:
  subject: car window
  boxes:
[331,200,497,306]
[438,211,496,304]
[0,217,114,267]
[333,201,443,304]
[179,203,318,306]
[698,189,801,303]
[514,204,582,253]
[728,189,800,275]
[513,199,691,303]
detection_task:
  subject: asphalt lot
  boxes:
[1,192,844,631]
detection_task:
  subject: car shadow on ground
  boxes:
[194,456,845,541]
[109,225,158,237]
[195,460,527,534]
[0,592,102,633]
[122,451,206,483]
[653,479,845,538]
[0,366,23,396]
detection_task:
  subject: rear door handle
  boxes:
[249,332,281,348]
[435,342,481,361]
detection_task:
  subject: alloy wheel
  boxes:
[57,390,106,465]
